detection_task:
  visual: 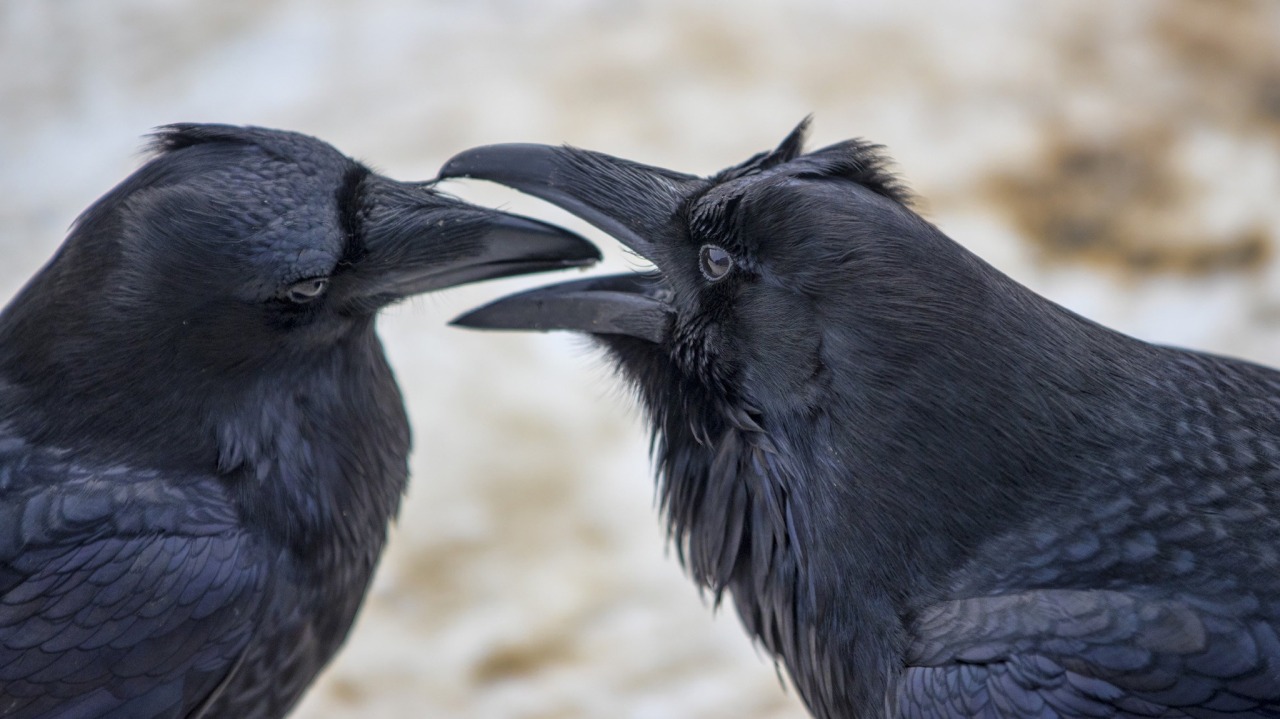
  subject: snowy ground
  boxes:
[3,2,1279,717]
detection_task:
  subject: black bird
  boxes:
[0,124,597,718]
[446,120,1280,718]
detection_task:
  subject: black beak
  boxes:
[340,175,601,306]
[451,272,673,343]
[440,144,698,342]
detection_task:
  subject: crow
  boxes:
[445,120,1280,718]
[0,124,598,718]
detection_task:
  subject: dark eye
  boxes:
[283,277,329,304]
[699,244,734,282]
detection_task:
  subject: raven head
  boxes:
[0,124,598,467]
[445,120,1144,714]
[30,124,596,362]
[444,120,1025,458]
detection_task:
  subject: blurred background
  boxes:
[3,1,1279,717]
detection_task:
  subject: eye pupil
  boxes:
[285,277,329,303]
[699,245,734,281]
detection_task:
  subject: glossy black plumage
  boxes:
[446,121,1280,718]
[0,124,597,718]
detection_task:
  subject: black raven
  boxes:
[446,120,1280,718]
[0,124,598,718]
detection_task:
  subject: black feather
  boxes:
[0,124,595,718]
[446,123,1280,718]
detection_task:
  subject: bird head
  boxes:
[0,124,598,465]
[446,119,1004,429]
[17,124,596,367]
[446,118,1139,587]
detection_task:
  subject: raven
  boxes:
[446,120,1280,718]
[0,124,597,718]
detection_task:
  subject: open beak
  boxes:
[339,175,601,308]
[440,144,699,342]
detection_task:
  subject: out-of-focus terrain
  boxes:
[2,1,1278,717]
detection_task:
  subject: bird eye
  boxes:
[699,245,734,282]
[284,277,329,304]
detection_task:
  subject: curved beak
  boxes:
[440,143,700,262]
[440,144,698,343]
[339,175,600,309]
[451,272,673,343]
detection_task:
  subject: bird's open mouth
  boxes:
[441,143,695,343]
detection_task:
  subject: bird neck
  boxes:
[645,287,1164,717]
[651,395,899,717]
[213,329,411,567]
[0,305,409,568]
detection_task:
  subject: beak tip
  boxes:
[449,303,519,331]
[447,301,534,333]
[437,156,470,181]
[572,241,604,265]
[438,144,555,184]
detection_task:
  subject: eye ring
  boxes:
[283,277,329,304]
[699,244,734,282]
